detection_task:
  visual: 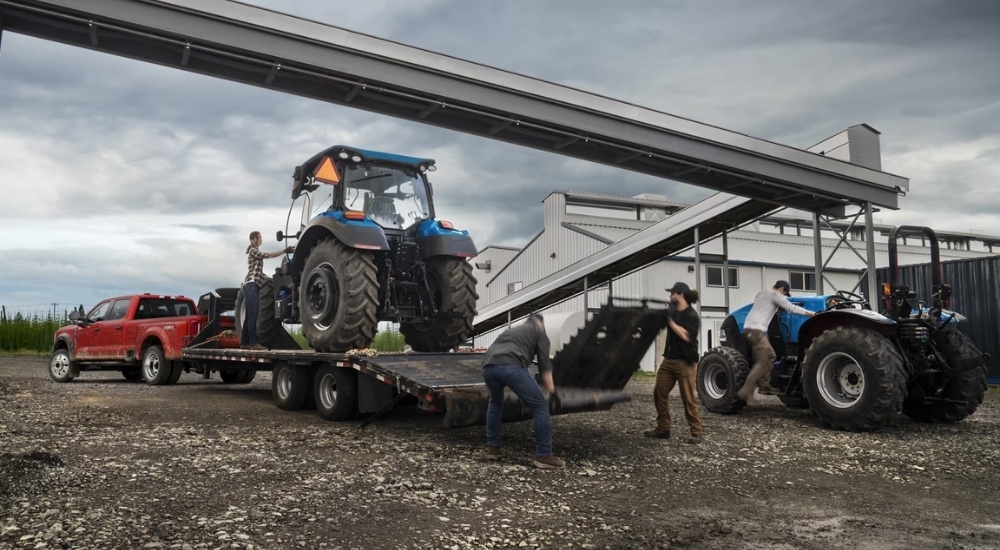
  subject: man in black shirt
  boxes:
[481,314,565,469]
[645,282,704,444]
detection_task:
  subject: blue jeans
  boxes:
[483,364,552,457]
[241,282,260,346]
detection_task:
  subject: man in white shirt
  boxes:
[737,280,815,405]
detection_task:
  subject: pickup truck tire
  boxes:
[257,280,280,349]
[314,364,358,421]
[141,345,173,386]
[272,362,311,410]
[49,349,75,383]
[167,361,183,385]
[122,367,142,381]
[400,257,478,352]
[299,239,377,352]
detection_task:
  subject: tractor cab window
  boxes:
[342,164,431,229]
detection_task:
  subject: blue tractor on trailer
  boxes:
[696,226,988,431]
[237,145,480,353]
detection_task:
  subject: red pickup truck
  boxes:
[50,293,204,385]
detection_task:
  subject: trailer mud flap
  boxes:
[441,387,632,428]
[551,300,670,390]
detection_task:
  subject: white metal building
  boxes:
[473,190,997,371]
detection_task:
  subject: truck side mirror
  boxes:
[69,311,81,322]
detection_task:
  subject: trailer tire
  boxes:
[314,365,358,421]
[272,362,311,410]
[122,367,142,381]
[220,369,256,384]
[400,257,478,352]
[141,345,173,386]
[49,349,75,383]
[802,326,905,431]
[902,330,987,423]
[257,280,280,349]
[299,239,378,352]
[696,346,749,414]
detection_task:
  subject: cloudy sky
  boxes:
[0,0,998,314]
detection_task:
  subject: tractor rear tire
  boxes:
[902,330,987,423]
[299,239,378,352]
[801,326,905,431]
[400,257,478,352]
[314,365,358,421]
[272,362,312,411]
[696,346,749,414]
[257,279,280,349]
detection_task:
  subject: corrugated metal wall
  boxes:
[876,256,1000,382]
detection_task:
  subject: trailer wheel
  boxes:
[299,239,378,352]
[257,280,281,349]
[314,364,358,421]
[141,345,173,386]
[272,362,311,410]
[802,326,905,431]
[400,257,478,352]
[220,369,256,384]
[49,349,75,383]
[696,346,749,414]
[903,330,987,423]
[122,367,142,381]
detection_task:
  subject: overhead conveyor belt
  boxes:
[0,0,908,212]
[473,193,775,335]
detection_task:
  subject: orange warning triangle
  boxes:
[313,156,340,184]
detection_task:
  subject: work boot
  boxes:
[686,436,703,445]
[643,428,671,439]
[483,445,501,461]
[249,344,267,351]
[757,377,780,396]
[533,455,566,469]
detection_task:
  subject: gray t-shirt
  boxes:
[481,322,553,374]
[745,290,812,332]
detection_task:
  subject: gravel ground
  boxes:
[1,355,999,550]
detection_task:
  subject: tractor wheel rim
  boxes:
[143,353,160,378]
[305,263,338,330]
[276,367,292,400]
[318,373,338,410]
[816,351,865,408]
[51,353,69,377]
[702,361,729,400]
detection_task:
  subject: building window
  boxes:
[790,271,817,292]
[507,281,523,295]
[706,266,738,288]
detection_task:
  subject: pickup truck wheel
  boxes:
[49,350,75,383]
[122,367,142,381]
[257,280,281,349]
[314,364,358,421]
[166,361,183,385]
[299,239,378,352]
[400,257,478,352]
[141,345,173,386]
[272,362,311,410]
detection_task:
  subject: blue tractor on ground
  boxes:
[696,226,988,431]
[237,145,479,353]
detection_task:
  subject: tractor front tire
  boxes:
[400,257,478,352]
[234,288,246,339]
[696,346,749,414]
[299,239,378,352]
[257,279,280,349]
[801,326,905,431]
[902,330,987,423]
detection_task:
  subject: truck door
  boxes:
[74,300,113,360]
[98,298,134,359]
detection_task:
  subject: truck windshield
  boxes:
[342,164,431,229]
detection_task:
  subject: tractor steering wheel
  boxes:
[829,290,867,310]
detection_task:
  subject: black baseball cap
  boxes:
[774,280,791,295]
[667,281,691,295]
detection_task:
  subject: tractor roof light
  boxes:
[439,220,454,230]
[343,210,367,220]
[337,151,350,159]
[351,154,362,163]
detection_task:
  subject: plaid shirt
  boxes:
[243,245,270,286]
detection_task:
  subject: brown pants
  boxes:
[740,329,776,401]
[653,358,703,437]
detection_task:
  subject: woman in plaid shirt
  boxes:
[242,231,292,350]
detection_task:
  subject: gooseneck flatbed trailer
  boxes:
[181,289,668,427]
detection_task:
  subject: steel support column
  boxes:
[694,226,701,316]
[583,276,588,318]
[722,228,730,313]
[864,203,879,305]
[813,212,824,294]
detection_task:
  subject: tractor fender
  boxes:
[796,309,897,363]
[291,216,389,276]
[416,219,477,259]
